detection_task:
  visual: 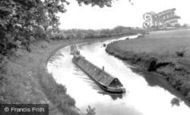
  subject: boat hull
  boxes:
[72,56,125,94]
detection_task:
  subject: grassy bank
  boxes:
[0,37,115,115]
[106,29,190,106]
[0,39,80,115]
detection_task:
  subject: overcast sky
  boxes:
[59,0,190,29]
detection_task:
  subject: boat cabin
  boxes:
[109,78,123,87]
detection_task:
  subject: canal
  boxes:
[47,35,190,115]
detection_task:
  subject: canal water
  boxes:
[47,35,190,115]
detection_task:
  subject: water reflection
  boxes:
[98,92,123,100]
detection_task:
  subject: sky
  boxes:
[59,0,190,30]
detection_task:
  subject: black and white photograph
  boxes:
[0,0,190,115]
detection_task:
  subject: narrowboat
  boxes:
[71,45,125,93]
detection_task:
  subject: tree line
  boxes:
[51,26,144,40]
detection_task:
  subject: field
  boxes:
[114,29,190,55]
[106,29,190,106]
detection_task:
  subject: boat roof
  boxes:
[97,74,118,86]
[78,57,121,86]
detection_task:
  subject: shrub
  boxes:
[86,106,96,115]
[176,49,186,57]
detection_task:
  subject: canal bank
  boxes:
[105,29,190,107]
[1,39,79,115]
[48,34,190,115]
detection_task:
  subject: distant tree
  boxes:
[183,24,189,28]
[174,23,181,28]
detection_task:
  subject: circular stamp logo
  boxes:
[4,107,9,112]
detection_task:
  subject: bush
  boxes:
[147,57,157,71]
[171,98,180,106]
[176,50,185,57]
[86,106,96,115]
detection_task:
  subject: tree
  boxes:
[0,0,66,53]
[76,0,112,7]
[0,0,115,55]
